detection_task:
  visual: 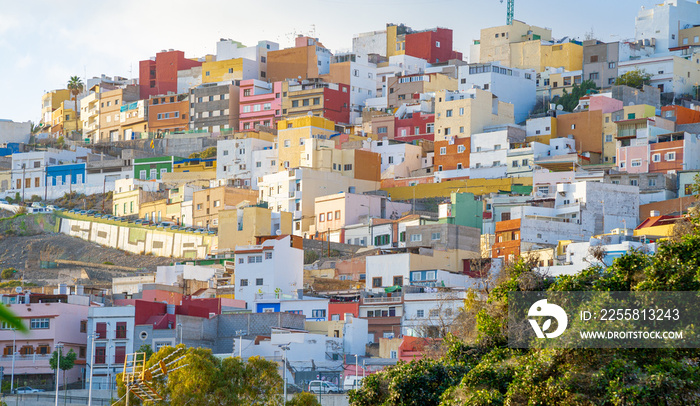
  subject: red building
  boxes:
[405,28,462,64]
[394,111,434,142]
[329,301,360,321]
[491,218,522,261]
[660,105,700,125]
[139,50,202,99]
[434,136,470,172]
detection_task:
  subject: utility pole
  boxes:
[54,343,63,406]
[87,333,96,406]
[10,328,16,393]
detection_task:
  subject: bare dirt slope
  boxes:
[0,234,175,283]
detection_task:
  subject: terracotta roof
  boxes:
[635,215,682,230]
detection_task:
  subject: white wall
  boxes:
[0,119,31,144]
[234,236,303,307]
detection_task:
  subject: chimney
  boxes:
[650,210,660,217]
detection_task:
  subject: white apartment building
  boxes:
[216,39,279,80]
[469,125,525,179]
[86,306,136,392]
[511,181,640,246]
[258,168,380,236]
[458,62,536,123]
[216,137,276,189]
[234,235,303,307]
[370,138,424,176]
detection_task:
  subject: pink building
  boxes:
[617,145,649,174]
[312,192,412,243]
[587,94,623,114]
[0,296,90,387]
[239,79,282,131]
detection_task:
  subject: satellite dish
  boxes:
[556,105,564,111]
[307,111,313,116]
[368,138,372,142]
[15,286,22,293]
[276,229,282,236]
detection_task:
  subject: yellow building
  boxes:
[217,205,293,252]
[478,21,552,66]
[526,116,557,144]
[173,157,217,173]
[434,89,515,142]
[386,24,408,58]
[50,101,81,137]
[382,177,532,200]
[299,139,381,181]
[112,179,164,217]
[41,89,72,126]
[277,116,337,171]
[602,104,656,164]
[201,58,252,83]
[139,199,169,223]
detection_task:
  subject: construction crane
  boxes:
[500,0,515,25]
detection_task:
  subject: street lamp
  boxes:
[234,330,247,358]
[278,344,290,403]
[87,332,97,406]
[54,342,63,406]
[10,328,16,393]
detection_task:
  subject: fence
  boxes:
[3,393,112,406]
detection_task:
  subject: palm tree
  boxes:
[67,76,84,140]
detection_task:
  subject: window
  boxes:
[265,252,272,260]
[648,178,657,187]
[377,127,388,134]
[608,62,616,69]
[665,152,676,161]
[30,318,50,329]
[240,279,248,286]
[652,153,661,162]
[445,109,453,117]
[238,258,244,264]
[410,234,422,242]
[95,347,106,364]
[416,310,424,318]
[435,41,440,48]
[605,134,613,142]
[247,255,262,263]
[372,277,382,288]
[439,147,447,155]
[458,145,465,153]
[312,309,326,318]
[256,278,263,286]
[630,179,638,186]
[319,213,325,222]
[292,100,299,107]
[116,322,127,339]
[80,320,87,333]
[631,159,642,167]
[589,72,599,80]
[431,232,441,240]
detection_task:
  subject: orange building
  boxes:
[648,132,684,174]
[491,218,521,261]
[660,105,700,125]
[148,93,190,133]
[267,36,331,82]
[434,136,470,171]
[555,110,603,155]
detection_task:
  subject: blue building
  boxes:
[45,163,86,186]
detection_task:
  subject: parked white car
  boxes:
[343,375,364,391]
[308,380,343,394]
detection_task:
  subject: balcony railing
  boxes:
[362,296,402,304]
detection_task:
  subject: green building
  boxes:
[438,192,483,230]
[133,156,182,180]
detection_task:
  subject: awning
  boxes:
[384,285,401,293]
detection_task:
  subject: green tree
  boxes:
[614,68,652,89]
[67,76,84,139]
[49,348,77,393]
[1,268,16,280]
[350,220,700,406]
[115,346,282,405]
[553,80,598,112]
[286,392,321,406]
[137,344,154,361]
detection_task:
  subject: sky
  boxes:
[0,0,663,123]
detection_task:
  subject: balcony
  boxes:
[361,295,403,304]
